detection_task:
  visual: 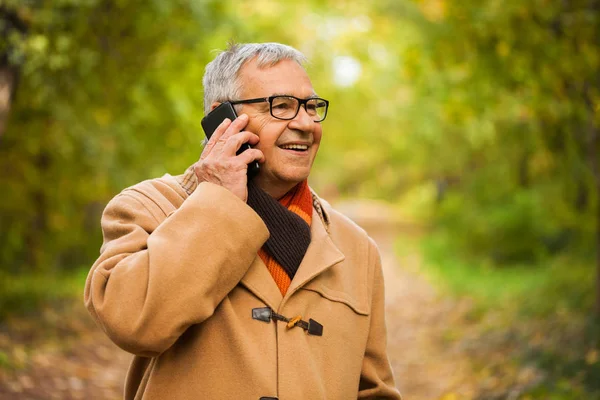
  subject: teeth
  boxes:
[280,144,309,151]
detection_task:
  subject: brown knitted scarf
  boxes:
[246,180,312,295]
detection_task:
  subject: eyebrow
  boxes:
[271,93,319,98]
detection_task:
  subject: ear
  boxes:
[210,102,221,111]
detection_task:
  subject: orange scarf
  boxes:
[258,180,313,295]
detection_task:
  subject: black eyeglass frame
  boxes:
[229,95,329,122]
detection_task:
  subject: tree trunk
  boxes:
[593,122,600,319]
[596,184,600,318]
[586,82,600,318]
[0,6,27,139]
[581,0,600,317]
[0,67,16,137]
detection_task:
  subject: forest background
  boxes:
[0,0,599,398]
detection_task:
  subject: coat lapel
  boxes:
[284,208,345,301]
[240,204,345,308]
[240,256,283,309]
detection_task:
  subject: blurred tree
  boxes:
[376,0,600,314]
[0,0,239,272]
[0,5,26,137]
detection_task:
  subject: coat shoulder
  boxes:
[315,196,375,249]
[115,173,189,220]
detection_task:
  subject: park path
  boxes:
[336,200,476,400]
[0,200,477,400]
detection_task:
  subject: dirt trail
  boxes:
[1,200,477,400]
[336,200,476,400]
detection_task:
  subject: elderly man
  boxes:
[85,42,401,400]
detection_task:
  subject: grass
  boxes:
[0,267,89,322]
[397,230,600,399]
[415,231,595,318]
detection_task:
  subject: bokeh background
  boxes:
[1,0,599,399]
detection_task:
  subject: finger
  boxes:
[222,131,260,156]
[245,132,260,146]
[207,117,233,144]
[201,118,232,159]
[219,114,249,142]
[236,148,265,165]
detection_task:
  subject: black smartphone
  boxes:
[201,102,260,177]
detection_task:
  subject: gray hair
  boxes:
[202,42,308,115]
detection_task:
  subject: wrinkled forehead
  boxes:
[238,58,317,98]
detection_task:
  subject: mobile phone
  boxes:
[201,102,260,177]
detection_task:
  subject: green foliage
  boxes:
[0,267,88,320]
[419,231,595,316]
[415,232,599,398]
[376,0,600,265]
[0,0,237,272]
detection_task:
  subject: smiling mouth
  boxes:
[279,144,309,152]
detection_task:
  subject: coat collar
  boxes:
[240,205,344,309]
[284,204,344,301]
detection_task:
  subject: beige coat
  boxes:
[85,174,402,400]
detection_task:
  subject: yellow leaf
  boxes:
[585,349,598,365]
[496,42,510,58]
[93,109,112,126]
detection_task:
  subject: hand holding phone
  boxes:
[201,102,260,177]
[194,105,263,202]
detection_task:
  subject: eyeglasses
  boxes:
[230,95,329,122]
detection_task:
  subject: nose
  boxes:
[289,104,315,133]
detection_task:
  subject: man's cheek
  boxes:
[254,117,270,132]
[314,126,323,143]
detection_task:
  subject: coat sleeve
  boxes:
[84,182,269,357]
[357,238,402,399]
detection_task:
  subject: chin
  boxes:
[256,164,313,190]
[271,175,309,191]
[278,169,311,185]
